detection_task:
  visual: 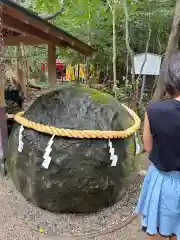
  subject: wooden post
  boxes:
[20,43,29,98]
[48,44,56,88]
[0,70,8,177]
[17,46,27,99]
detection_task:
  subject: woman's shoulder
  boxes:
[146,100,178,119]
[147,99,176,111]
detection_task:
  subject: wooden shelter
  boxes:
[1,0,95,86]
[0,0,95,176]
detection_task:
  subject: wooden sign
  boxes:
[132,53,162,76]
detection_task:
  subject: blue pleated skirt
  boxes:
[135,164,180,239]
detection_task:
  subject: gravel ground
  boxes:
[0,153,148,240]
[0,174,143,240]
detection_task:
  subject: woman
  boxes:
[135,53,180,240]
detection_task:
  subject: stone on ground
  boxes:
[7,85,138,213]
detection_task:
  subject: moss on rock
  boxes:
[76,86,114,104]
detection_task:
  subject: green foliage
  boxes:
[8,0,174,84]
[34,0,62,12]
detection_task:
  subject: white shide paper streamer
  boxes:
[18,125,24,152]
[135,132,140,155]
[42,135,55,169]
[108,139,118,167]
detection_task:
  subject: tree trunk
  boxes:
[122,0,136,108]
[87,0,92,87]
[112,7,117,89]
[152,0,180,102]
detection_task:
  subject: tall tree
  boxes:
[153,0,180,101]
[107,0,119,90]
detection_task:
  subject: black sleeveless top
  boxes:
[147,99,180,172]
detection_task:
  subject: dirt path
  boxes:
[0,153,148,240]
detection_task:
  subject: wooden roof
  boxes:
[0,0,95,56]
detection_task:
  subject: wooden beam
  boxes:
[4,36,48,46]
[3,6,95,56]
[2,14,66,47]
[48,44,56,88]
[0,70,8,177]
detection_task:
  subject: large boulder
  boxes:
[7,85,139,213]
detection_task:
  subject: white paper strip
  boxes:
[43,147,52,159]
[108,139,112,148]
[42,156,52,169]
[110,147,115,156]
[18,125,24,152]
[42,135,55,169]
[108,139,118,167]
[48,138,54,146]
[18,141,24,153]
[135,132,140,155]
[111,155,118,167]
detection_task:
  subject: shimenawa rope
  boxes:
[14,103,141,139]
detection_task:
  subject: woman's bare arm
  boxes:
[143,112,153,153]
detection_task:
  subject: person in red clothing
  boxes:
[41,62,46,72]
[41,58,65,80]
